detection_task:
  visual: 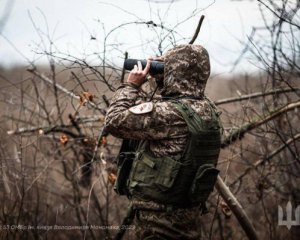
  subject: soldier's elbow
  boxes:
[105,117,122,136]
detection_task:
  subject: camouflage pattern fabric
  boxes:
[161,44,210,97]
[105,44,214,239]
[135,208,201,240]
[131,200,201,239]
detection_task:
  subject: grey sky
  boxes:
[0,0,267,74]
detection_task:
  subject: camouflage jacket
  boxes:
[105,44,215,158]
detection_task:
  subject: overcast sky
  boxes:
[0,0,269,74]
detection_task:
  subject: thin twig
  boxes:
[230,133,300,187]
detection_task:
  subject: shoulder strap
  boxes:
[204,97,223,134]
[204,96,221,121]
[171,101,204,133]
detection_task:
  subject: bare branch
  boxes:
[215,87,300,106]
[7,116,104,135]
[27,68,106,115]
[222,101,300,148]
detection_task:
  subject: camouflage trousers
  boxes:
[132,200,201,240]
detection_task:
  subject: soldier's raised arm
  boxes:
[105,59,186,140]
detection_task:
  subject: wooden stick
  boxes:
[189,15,205,44]
[215,176,258,240]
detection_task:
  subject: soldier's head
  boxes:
[159,44,210,97]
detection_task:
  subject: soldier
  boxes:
[105,44,222,240]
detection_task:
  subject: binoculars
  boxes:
[124,59,164,75]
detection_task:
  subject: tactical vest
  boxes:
[115,100,221,208]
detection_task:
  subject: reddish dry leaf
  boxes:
[60,134,69,146]
[108,173,117,185]
[79,94,86,106]
[101,136,107,146]
[220,200,232,218]
[79,91,96,106]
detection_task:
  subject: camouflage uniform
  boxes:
[105,45,214,240]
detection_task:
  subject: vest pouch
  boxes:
[189,164,219,203]
[129,152,182,202]
[155,155,182,190]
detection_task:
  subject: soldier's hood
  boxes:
[161,44,210,97]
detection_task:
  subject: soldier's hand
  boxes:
[127,59,151,87]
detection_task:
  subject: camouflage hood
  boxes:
[161,44,210,97]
